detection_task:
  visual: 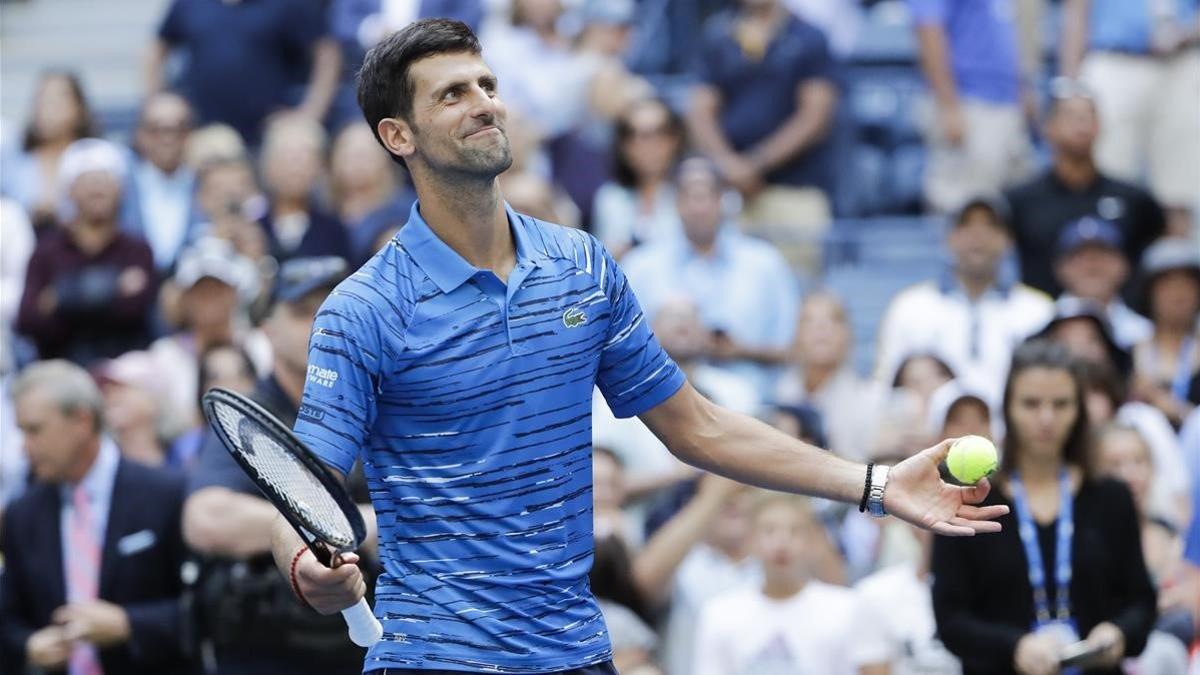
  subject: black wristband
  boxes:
[859,462,875,513]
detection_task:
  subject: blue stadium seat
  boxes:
[888,143,927,214]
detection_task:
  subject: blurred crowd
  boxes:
[0,0,1198,674]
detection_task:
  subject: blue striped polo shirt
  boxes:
[293,202,685,673]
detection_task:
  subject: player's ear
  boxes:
[377,117,416,161]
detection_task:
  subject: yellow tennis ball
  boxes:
[947,435,998,484]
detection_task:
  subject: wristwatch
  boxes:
[866,465,890,517]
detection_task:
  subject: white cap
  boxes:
[174,237,260,303]
[58,138,128,188]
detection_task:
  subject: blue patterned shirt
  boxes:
[294,202,685,672]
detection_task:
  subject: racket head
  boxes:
[200,387,365,563]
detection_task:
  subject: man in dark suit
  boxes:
[0,359,189,674]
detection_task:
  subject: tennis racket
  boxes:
[200,387,383,647]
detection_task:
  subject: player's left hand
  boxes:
[53,600,132,647]
[883,439,1009,536]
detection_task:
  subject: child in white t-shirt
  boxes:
[692,493,859,675]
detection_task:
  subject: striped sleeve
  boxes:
[294,291,385,475]
[593,239,685,418]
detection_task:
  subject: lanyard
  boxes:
[1170,334,1196,402]
[1010,469,1074,626]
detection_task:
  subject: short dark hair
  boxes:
[356,18,482,165]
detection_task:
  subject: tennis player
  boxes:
[271,18,1009,675]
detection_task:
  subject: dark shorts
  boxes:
[367,661,618,675]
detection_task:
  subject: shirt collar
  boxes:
[61,435,120,502]
[398,200,543,294]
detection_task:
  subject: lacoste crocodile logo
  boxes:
[562,307,587,328]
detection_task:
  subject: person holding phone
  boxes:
[932,340,1157,675]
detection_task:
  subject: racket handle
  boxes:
[342,597,383,647]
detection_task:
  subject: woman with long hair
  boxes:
[2,71,99,229]
[932,340,1156,675]
[591,98,685,257]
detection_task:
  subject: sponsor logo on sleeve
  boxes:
[307,365,339,388]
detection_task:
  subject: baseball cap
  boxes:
[1136,238,1200,314]
[1141,238,1200,279]
[58,138,128,188]
[174,238,260,303]
[1056,216,1123,258]
[272,256,348,304]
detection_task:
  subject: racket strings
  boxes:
[211,402,357,549]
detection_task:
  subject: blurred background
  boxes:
[0,0,1197,674]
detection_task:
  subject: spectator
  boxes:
[775,290,881,462]
[1033,297,1133,377]
[93,350,186,468]
[591,295,757,540]
[181,256,367,675]
[660,477,760,675]
[927,378,996,441]
[688,0,837,273]
[1005,82,1166,298]
[1054,216,1152,349]
[853,524,963,675]
[932,340,1157,675]
[168,342,259,471]
[1060,0,1199,238]
[874,196,1053,403]
[1131,239,1200,428]
[549,0,654,224]
[692,493,859,675]
[16,139,157,365]
[1,71,99,230]
[0,199,34,374]
[1089,423,1193,673]
[183,123,247,169]
[147,0,341,147]
[1080,359,1191,531]
[257,114,351,264]
[589,535,662,675]
[621,157,799,393]
[148,238,263,431]
[909,0,1034,214]
[0,360,188,675]
[123,91,202,272]
[192,156,270,264]
[328,122,414,260]
[593,98,685,258]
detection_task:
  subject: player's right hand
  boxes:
[294,549,366,615]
